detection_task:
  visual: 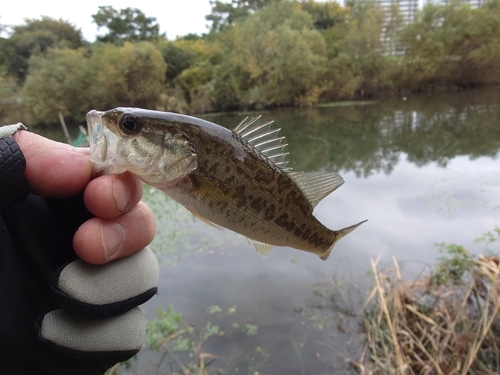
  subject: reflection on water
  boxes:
[16,88,500,373]
[128,89,500,374]
[205,88,500,178]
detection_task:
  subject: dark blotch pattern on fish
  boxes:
[206,162,220,176]
[275,213,296,233]
[250,197,266,212]
[264,204,275,221]
[235,185,247,208]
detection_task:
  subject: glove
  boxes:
[40,246,159,365]
[0,124,159,374]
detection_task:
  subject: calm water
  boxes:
[20,88,500,374]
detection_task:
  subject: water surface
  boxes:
[132,89,500,374]
[24,88,500,373]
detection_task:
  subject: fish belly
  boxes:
[161,172,335,255]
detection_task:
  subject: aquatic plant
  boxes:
[108,304,261,374]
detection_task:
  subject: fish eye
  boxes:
[120,116,141,134]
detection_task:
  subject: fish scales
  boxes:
[86,107,366,260]
[163,121,334,254]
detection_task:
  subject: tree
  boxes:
[20,48,90,123]
[467,0,500,84]
[92,6,163,44]
[0,17,83,82]
[206,0,279,33]
[324,2,389,99]
[155,40,196,83]
[91,42,167,108]
[301,0,348,30]
[232,1,327,107]
[169,38,226,112]
[398,1,500,88]
[21,42,167,124]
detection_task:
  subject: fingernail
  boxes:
[113,178,131,212]
[100,221,125,259]
[72,147,90,155]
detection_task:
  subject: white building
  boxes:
[372,0,419,54]
[425,0,486,8]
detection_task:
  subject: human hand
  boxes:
[13,130,156,263]
[1,128,159,374]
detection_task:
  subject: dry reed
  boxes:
[352,255,500,375]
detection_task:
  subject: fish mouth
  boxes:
[86,110,119,173]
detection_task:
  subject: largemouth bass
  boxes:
[86,108,366,260]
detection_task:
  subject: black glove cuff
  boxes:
[51,279,158,319]
[0,136,30,211]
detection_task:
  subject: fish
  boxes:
[86,107,366,260]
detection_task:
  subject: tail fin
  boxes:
[319,220,368,261]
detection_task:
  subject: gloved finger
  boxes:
[13,131,92,198]
[84,172,143,219]
[73,201,156,264]
[38,307,146,362]
[51,247,159,318]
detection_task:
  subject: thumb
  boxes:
[13,131,93,198]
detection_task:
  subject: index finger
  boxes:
[13,131,93,198]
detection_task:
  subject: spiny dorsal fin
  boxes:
[289,171,344,208]
[233,117,292,173]
[248,239,275,258]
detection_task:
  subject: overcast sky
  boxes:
[1,0,213,41]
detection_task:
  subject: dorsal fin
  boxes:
[289,171,344,208]
[233,117,292,173]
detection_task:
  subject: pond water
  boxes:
[22,88,500,374]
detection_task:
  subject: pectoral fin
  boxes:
[187,208,224,231]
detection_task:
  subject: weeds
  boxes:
[353,248,500,375]
[112,304,261,374]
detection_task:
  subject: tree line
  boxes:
[0,0,499,125]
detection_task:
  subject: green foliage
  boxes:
[301,0,348,30]
[207,305,223,314]
[476,227,500,245]
[0,17,83,82]
[3,0,500,121]
[326,2,388,99]
[245,324,259,336]
[206,0,279,33]
[146,306,184,351]
[139,304,259,373]
[20,48,90,124]
[155,40,196,83]
[432,243,475,286]
[92,6,163,44]
[399,0,500,88]
[90,42,167,108]
[201,322,220,340]
[21,41,166,124]
[232,1,327,107]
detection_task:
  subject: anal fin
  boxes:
[248,239,275,258]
